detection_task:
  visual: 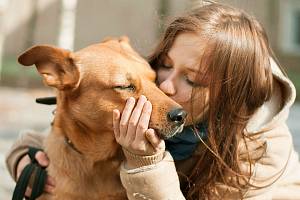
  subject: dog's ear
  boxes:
[118,36,139,55]
[119,36,131,50]
[119,36,130,43]
[118,36,148,65]
[18,45,80,90]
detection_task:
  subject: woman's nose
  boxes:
[159,78,176,96]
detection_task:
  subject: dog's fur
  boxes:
[18,37,185,200]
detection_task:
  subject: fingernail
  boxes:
[126,97,134,103]
[146,101,152,108]
[140,95,147,101]
[145,130,153,140]
[148,128,154,134]
[146,129,152,135]
[41,160,48,166]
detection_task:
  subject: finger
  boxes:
[127,95,147,141]
[134,101,152,141]
[146,129,165,151]
[25,181,55,195]
[44,184,55,194]
[25,187,32,198]
[16,155,31,180]
[119,97,136,137]
[35,151,49,167]
[113,109,121,139]
[46,176,56,187]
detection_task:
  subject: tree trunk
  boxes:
[58,0,78,51]
[0,0,9,81]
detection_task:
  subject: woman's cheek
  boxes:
[183,87,209,124]
[174,86,193,103]
[156,69,171,84]
[192,88,210,120]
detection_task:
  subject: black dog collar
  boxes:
[35,97,57,105]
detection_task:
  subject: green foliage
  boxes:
[1,56,38,78]
[0,56,41,88]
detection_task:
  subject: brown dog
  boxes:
[18,37,186,200]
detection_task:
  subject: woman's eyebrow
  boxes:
[165,53,201,74]
[185,61,200,73]
[186,66,198,73]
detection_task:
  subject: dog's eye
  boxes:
[114,84,135,91]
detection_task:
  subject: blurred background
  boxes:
[0,0,299,198]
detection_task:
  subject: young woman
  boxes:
[6,2,300,199]
[113,2,300,199]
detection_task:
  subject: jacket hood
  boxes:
[246,58,296,133]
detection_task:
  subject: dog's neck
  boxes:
[46,123,124,172]
[50,95,122,162]
[45,129,125,199]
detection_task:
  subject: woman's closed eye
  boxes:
[183,75,203,87]
[160,63,173,69]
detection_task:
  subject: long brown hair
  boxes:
[149,2,275,199]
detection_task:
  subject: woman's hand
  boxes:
[113,95,165,160]
[16,151,56,197]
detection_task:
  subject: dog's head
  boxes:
[18,37,186,160]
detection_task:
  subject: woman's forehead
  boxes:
[167,33,206,71]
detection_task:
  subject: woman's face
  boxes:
[156,33,210,125]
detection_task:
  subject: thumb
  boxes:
[35,151,50,167]
[145,129,165,152]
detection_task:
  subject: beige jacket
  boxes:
[120,59,300,200]
[6,60,300,199]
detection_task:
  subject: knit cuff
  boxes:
[5,130,46,181]
[9,148,29,181]
[122,148,164,168]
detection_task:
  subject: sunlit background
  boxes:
[0,0,299,198]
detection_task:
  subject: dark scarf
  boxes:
[165,122,208,160]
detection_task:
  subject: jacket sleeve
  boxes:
[218,122,296,200]
[120,151,186,200]
[242,123,294,200]
[5,128,48,181]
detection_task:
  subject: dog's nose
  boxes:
[167,108,187,124]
